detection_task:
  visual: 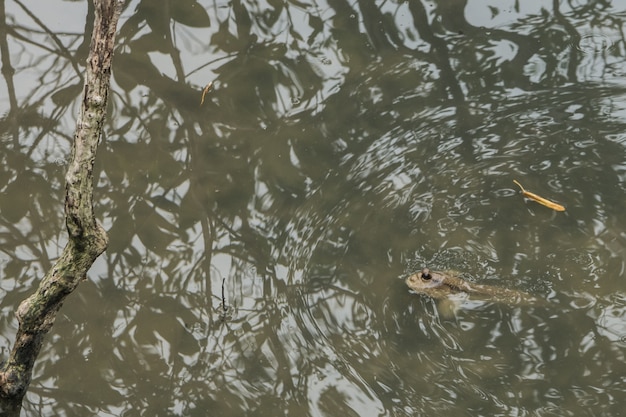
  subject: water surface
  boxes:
[1,0,625,415]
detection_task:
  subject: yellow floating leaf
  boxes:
[513,180,565,212]
[200,81,213,105]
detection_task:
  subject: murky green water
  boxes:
[1,0,626,415]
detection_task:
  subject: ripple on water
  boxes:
[605,133,626,144]
[576,33,614,55]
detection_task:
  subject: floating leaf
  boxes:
[513,180,565,212]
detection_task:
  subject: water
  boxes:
[1,0,626,415]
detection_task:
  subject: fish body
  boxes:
[406,268,540,306]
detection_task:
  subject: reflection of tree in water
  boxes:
[2,0,626,415]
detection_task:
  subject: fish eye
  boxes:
[421,268,432,281]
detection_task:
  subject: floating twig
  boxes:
[200,81,213,105]
[513,180,565,212]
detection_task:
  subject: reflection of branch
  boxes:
[408,0,465,102]
[13,0,82,77]
[408,0,476,141]
[436,0,541,90]
[200,215,214,305]
[553,0,580,82]
[0,218,48,271]
[184,123,216,325]
[28,204,53,272]
[0,0,19,146]
[162,1,185,83]
[357,0,403,52]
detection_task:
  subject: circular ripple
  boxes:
[577,34,613,55]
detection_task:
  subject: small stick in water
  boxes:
[200,81,213,105]
[513,180,565,212]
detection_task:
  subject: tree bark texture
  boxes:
[0,1,123,414]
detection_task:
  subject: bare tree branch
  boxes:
[0,1,123,414]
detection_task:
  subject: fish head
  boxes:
[406,268,448,292]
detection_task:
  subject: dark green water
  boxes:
[1,0,626,415]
